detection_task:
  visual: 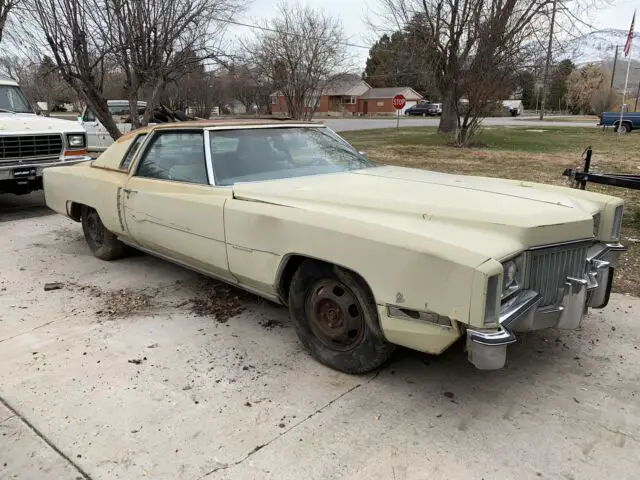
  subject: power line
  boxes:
[212,16,376,52]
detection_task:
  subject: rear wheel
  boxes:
[288,260,395,374]
[81,206,124,261]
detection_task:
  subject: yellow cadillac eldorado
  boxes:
[43,120,626,372]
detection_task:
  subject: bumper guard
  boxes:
[466,242,626,370]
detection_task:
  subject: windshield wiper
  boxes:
[0,108,15,113]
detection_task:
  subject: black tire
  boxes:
[81,206,124,261]
[614,122,631,133]
[288,260,395,374]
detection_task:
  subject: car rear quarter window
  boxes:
[119,133,147,170]
[135,131,208,184]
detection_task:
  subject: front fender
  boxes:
[224,199,501,332]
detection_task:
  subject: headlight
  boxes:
[503,261,517,289]
[611,205,623,240]
[502,255,524,298]
[67,133,86,148]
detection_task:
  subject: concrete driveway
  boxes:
[1,196,639,480]
[324,116,596,132]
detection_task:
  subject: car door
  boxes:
[122,129,234,280]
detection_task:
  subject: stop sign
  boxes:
[392,94,406,110]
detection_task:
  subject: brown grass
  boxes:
[343,127,640,297]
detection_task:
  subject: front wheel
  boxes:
[81,206,124,261]
[288,260,395,374]
[615,123,631,133]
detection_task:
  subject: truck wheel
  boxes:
[615,123,631,133]
[288,260,395,374]
[81,206,124,261]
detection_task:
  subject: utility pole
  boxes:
[539,0,558,120]
[610,45,619,89]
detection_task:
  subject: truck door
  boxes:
[80,107,103,150]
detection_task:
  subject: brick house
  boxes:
[271,78,422,116]
[358,87,422,115]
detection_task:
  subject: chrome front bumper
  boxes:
[0,156,91,180]
[467,242,626,370]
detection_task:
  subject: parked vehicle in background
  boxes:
[405,103,441,116]
[44,119,625,373]
[599,111,640,133]
[80,101,196,150]
[0,73,90,195]
[502,100,522,117]
[79,100,147,151]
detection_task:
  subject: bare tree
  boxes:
[28,0,122,138]
[99,0,243,127]
[25,0,243,139]
[374,0,557,141]
[567,63,612,114]
[226,63,273,114]
[0,0,18,45]
[246,2,348,121]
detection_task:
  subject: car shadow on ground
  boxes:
[0,191,53,223]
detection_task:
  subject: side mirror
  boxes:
[77,116,83,122]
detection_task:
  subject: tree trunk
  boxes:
[84,90,122,141]
[438,89,459,134]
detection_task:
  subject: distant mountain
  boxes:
[565,29,640,90]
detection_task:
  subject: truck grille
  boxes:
[527,241,590,307]
[0,134,63,162]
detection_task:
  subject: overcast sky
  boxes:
[234,0,638,71]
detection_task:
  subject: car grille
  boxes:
[526,241,590,307]
[0,134,63,162]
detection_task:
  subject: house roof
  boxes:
[322,77,370,96]
[361,87,422,100]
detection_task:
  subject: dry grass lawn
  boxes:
[342,126,640,297]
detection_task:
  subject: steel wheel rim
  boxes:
[86,212,104,247]
[305,279,365,352]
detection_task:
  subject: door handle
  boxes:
[122,188,138,195]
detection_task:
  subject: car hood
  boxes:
[0,113,85,134]
[232,166,598,259]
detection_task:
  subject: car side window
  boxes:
[120,133,147,170]
[83,109,96,122]
[135,131,208,184]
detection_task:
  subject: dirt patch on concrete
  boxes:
[189,278,257,323]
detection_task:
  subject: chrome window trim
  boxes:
[204,124,325,132]
[203,129,215,186]
[527,238,594,251]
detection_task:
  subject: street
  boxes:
[1,199,638,480]
[323,116,596,132]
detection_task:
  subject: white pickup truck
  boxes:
[0,73,90,195]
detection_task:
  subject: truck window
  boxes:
[83,109,96,122]
[0,85,33,113]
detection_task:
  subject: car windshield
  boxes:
[211,127,372,186]
[0,85,33,113]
